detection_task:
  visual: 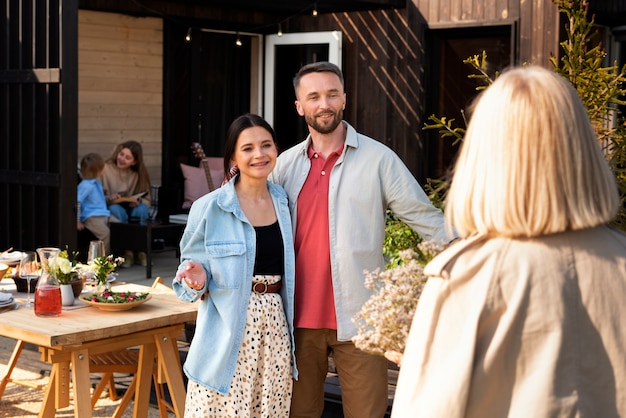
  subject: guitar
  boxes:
[191,142,216,191]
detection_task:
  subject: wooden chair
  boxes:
[0,277,178,417]
[0,340,46,398]
[87,276,176,417]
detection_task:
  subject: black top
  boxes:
[253,221,284,276]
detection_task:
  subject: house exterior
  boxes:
[1,0,624,251]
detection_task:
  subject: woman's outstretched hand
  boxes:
[176,260,207,290]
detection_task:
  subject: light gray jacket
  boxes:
[269,121,450,340]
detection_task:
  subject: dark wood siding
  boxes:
[414,0,559,67]
[292,7,432,180]
[0,0,78,251]
[416,0,517,22]
[288,0,561,181]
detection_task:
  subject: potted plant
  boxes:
[92,255,125,292]
[48,249,81,305]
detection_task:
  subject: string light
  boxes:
[187,3,316,44]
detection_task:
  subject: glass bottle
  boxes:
[35,247,62,317]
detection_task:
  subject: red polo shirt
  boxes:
[294,144,344,329]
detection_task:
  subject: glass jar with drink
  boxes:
[35,247,62,317]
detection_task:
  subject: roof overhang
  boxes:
[175,0,405,15]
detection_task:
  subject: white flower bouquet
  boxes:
[352,241,443,355]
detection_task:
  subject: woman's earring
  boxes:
[222,165,239,186]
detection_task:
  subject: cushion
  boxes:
[180,162,223,209]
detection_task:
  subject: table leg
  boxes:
[39,365,58,418]
[146,224,153,278]
[155,330,186,417]
[71,348,93,417]
[133,341,157,418]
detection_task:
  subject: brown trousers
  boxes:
[84,215,118,254]
[290,328,389,418]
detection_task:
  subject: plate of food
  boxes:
[80,291,151,311]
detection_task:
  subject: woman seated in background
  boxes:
[100,140,152,266]
[391,66,626,417]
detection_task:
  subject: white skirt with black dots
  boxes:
[184,275,292,417]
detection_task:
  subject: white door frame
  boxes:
[263,31,342,126]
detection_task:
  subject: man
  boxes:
[270,61,452,417]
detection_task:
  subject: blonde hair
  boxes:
[80,153,105,179]
[446,66,619,238]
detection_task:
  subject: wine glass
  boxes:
[19,251,39,308]
[87,240,105,264]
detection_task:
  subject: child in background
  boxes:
[77,153,118,254]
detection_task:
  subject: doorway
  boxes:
[264,31,342,151]
[424,25,513,180]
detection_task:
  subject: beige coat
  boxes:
[100,162,151,207]
[392,225,626,417]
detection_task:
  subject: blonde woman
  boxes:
[392,66,626,417]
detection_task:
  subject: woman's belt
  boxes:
[252,280,282,294]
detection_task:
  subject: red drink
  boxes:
[35,285,62,317]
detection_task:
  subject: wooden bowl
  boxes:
[70,277,86,297]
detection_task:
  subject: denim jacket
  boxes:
[269,121,451,341]
[172,178,297,394]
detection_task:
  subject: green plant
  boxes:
[383,210,422,268]
[550,0,626,229]
[92,255,124,286]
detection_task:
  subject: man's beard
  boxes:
[305,108,343,134]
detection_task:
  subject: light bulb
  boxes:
[185,28,192,42]
[277,23,283,37]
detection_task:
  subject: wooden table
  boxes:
[0,284,197,417]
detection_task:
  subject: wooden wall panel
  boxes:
[413,0,558,67]
[294,7,430,178]
[518,0,559,66]
[419,0,520,23]
[78,10,163,186]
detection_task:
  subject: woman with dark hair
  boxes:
[172,113,297,417]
